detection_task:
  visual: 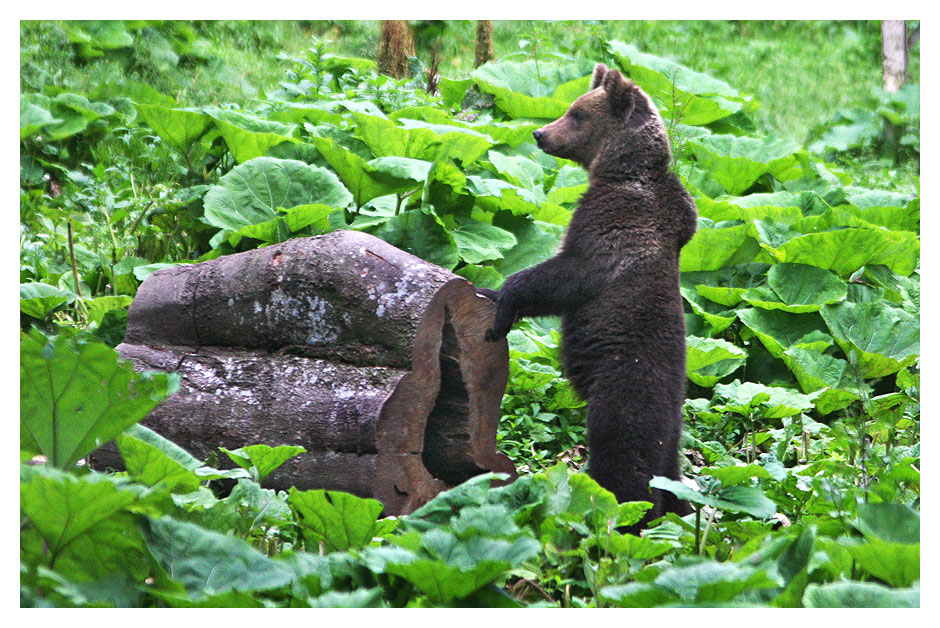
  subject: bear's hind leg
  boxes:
[584,390,670,534]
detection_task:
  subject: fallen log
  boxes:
[89,230,516,515]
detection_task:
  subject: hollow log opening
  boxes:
[422,310,487,485]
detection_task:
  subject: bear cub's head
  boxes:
[533,63,671,178]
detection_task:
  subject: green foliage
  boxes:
[21,21,918,607]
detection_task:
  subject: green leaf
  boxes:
[602,533,675,561]
[713,380,816,418]
[703,464,771,487]
[686,336,747,387]
[20,97,61,139]
[736,308,832,359]
[307,588,385,608]
[689,135,802,195]
[21,465,141,565]
[384,559,510,605]
[820,301,919,378]
[288,488,385,553]
[116,423,249,492]
[452,221,518,264]
[470,59,594,119]
[845,540,920,588]
[135,104,212,154]
[759,227,919,277]
[20,282,74,319]
[143,517,293,598]
[695,192,804,223]
[20,330,179,468]
[854,503,919,544]
[203,157,352,232]
[780,347,860,415]
[365,208,458,270]
[649,477,775,518]
[608,41,752,126]
[309,136,424,207]
[803,581,919,608]
[680,224,759,272]
[741,263,846,313]
[213,118,295,164]
[86,295,133,324]
[221,444,306,483]
[353,113,492,166]
[455,264,504,290]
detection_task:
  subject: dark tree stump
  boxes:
[89,230,516,515]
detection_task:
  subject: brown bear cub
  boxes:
[480,63,697,532]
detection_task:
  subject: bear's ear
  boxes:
[591,63,609,90]
[601,68,635,119]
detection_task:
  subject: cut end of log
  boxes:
[376,277,517,514]
[92,231,516,515]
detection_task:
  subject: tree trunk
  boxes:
[377,20,415,78]
[881,20,908,156]
[89,230,516,515]
[475,21,495,67]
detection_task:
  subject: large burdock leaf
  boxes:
[649,478,776,520]
[20,97,61,139]
[353,113,493,166]
[736,308,832,359]
[803,582,919,608]
[203,157,352,232]
[757,227,919,277]
[695,191,804,224]
[781,347,860,415]
[741,263,846,313]
[680,223,760,272]
[846,540,919,588]
[288,489,385,553]
[607,41,752,126]
[20,282,75,319]
[365,208,459,270]
[452,221,518,264]
[470,58,595,119]
[820,301,919,379]
[688,135,803,195]
[713,380,815,419]
[135,104,213,154]
[20,329,179,468]
[20,465,149,581]
[116,424,249,493]
[143,517,293,598]
[686,336,747,387]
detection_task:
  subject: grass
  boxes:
[21,19,919,192]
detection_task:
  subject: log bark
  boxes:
[89,230,515,515]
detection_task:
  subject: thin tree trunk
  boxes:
[475,20,496,67]
[881,20,908,156]
[377,20,415,78]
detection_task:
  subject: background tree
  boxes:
[475,20,496,67]
[880,20,908,156]
[377,20,415,78]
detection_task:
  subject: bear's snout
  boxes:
[533,128,544,143]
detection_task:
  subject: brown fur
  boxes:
[481,64,697,532]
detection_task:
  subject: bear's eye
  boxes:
[569,109,583,122]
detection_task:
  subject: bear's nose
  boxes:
[533,129,543,141]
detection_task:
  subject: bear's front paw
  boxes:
[475,287,499,301]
